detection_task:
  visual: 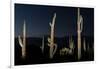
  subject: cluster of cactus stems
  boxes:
[60,36,74,56]
[77,8,83,60]
[18,20,26,59]
[60,47,69,55]
[40,36,44,53]
[47,13,57,59]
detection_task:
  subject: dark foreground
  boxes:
[15,36,94,65]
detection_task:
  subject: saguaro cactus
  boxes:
[40,36,44,53]
[18,20,26,59]
[77,8,83,60]
[48,13,57,59]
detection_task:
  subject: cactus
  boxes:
[18,20,26,59]
[60,47,69,56]
[47,13,57,59]
[69,36,74,54]
[77,8,83,60]
[60,36,74,56]
[83,38,86,52]
[40,36,44,53]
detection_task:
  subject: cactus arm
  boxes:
[18,35,23,48]
[80,15,83,32]
[49,22,52,27]
[47,37,50,46]
[52,44,57,56]
[49,44,57,58]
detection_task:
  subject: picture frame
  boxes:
[10,0,94,68]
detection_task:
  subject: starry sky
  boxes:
[15,3,94,38]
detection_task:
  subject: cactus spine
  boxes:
[18,20,26,59]
[77,8,83,60]
[48,13,57,59]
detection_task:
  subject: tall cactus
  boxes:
[40,36,44,53]
[77,8,83,60]
[48,13,57,59]
[18,20,26,59]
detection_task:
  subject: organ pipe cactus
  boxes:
[48,13,57,59]
[77,8,83,60]
[18,20,26,59]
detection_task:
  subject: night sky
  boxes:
[15,3,94,38]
